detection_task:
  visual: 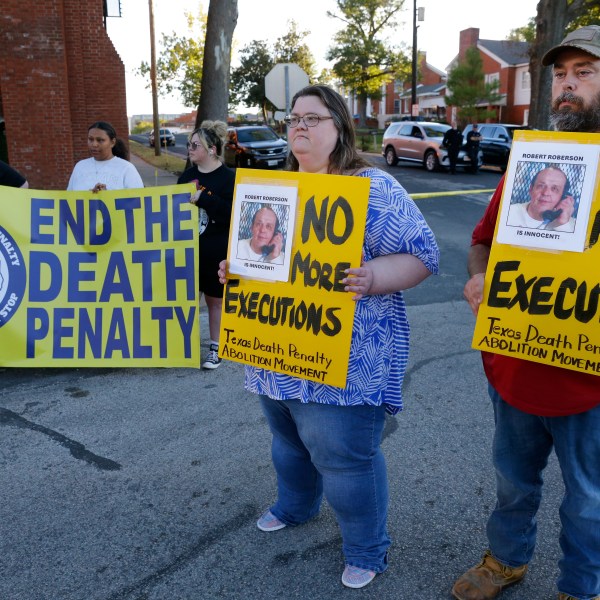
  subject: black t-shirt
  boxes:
[443,128,463,150]
[467,130,482,149]
[177,163,235,237]
[0,160,26,187]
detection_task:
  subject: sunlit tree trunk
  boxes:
[195,0,238,126]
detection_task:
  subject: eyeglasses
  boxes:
[284,114,333,128]
[187,141,203,150]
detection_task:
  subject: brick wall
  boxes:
[459,28,480,61]
[0,0,128,189]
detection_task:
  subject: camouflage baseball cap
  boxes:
[542,25,600,66]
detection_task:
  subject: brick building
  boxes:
[376,53,447,127]
[446,28,531,125]
[376,29,531,128]
[0,1,128,189]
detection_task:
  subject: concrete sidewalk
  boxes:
[130,152,180,188]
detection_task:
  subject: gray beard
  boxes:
[549,91,600,132]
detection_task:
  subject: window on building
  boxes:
[485,72,500,85]
[521,71,531,90]
[394,100,400,114]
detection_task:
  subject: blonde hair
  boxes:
[190,120,228,159]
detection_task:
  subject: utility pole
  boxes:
[149,0,161,157]
[411,1,424,121]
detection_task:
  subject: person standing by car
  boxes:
[442,121,463,174]
[67,121,143,192]
[178,121,235,370]
[219,84,439,589]
[454,25,600,600]
[465,123,482,174]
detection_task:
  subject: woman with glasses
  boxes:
[67,121,143,192]
[219,85,439,588]
[178,120,235,370]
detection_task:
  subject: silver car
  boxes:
[381,121,481,172]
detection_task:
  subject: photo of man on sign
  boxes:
[506,163,581,232]
[495,144,596,252]
[236,203,287,265]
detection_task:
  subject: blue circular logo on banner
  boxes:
[0,226,26,327]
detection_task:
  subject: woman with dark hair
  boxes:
[67,121,143,192]
[219,85,439,588]
[178,120,235,370]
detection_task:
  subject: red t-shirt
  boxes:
[472,176,600,416]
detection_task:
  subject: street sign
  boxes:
[265,63,309,112]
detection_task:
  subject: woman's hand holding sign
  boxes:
[218,259,227,285]
[343,254,433,301]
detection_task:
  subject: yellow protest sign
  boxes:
[0,184,200,367]
[220,169,370,388]
[472,130,600,375]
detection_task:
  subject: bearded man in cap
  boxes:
[453,25,600,600]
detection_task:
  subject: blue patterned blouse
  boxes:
[244,168,440,414]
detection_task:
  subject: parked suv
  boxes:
[224,126,287,169]
[462,123,530,171]
[149,128,175,147]
[381,122,480,172]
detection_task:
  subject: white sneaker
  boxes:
[202,344,221,369]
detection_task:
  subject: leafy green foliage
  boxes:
[507,17,536,42]
[229,40,273,111]
[567,0,600,30]
[137,9,207,108]
[273,21,317,80]
[229,20,318,117]
[445,47,503,124]
[131,121,154,134]
[326,0,411,125]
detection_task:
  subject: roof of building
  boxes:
[478,39,530,65]
[399,83,446,99]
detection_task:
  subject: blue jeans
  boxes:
[259,395,391,572]
[486,384,600,599]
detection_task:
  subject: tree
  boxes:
[326,0,411,128]
[444,47,503,126]
[567,2,600,30]
[229,40,274,119]
[528,0,599,130]
[138,9,207,108]
[196,0,237,125]
[507,17,536,43]
[273,21,317,81]
[229,20,317,121]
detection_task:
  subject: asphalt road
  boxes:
[1,160,566,600]
[130,132,190,158]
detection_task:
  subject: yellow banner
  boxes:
[472,130,600,375]
[221,169,370,388]
[0,184,200,367]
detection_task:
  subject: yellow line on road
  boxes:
[411,188,496,199]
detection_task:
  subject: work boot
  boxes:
[558,595,600,600]
[452,550,528,600]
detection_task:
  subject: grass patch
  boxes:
[356,130,383,153]
[129,140,187,175]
